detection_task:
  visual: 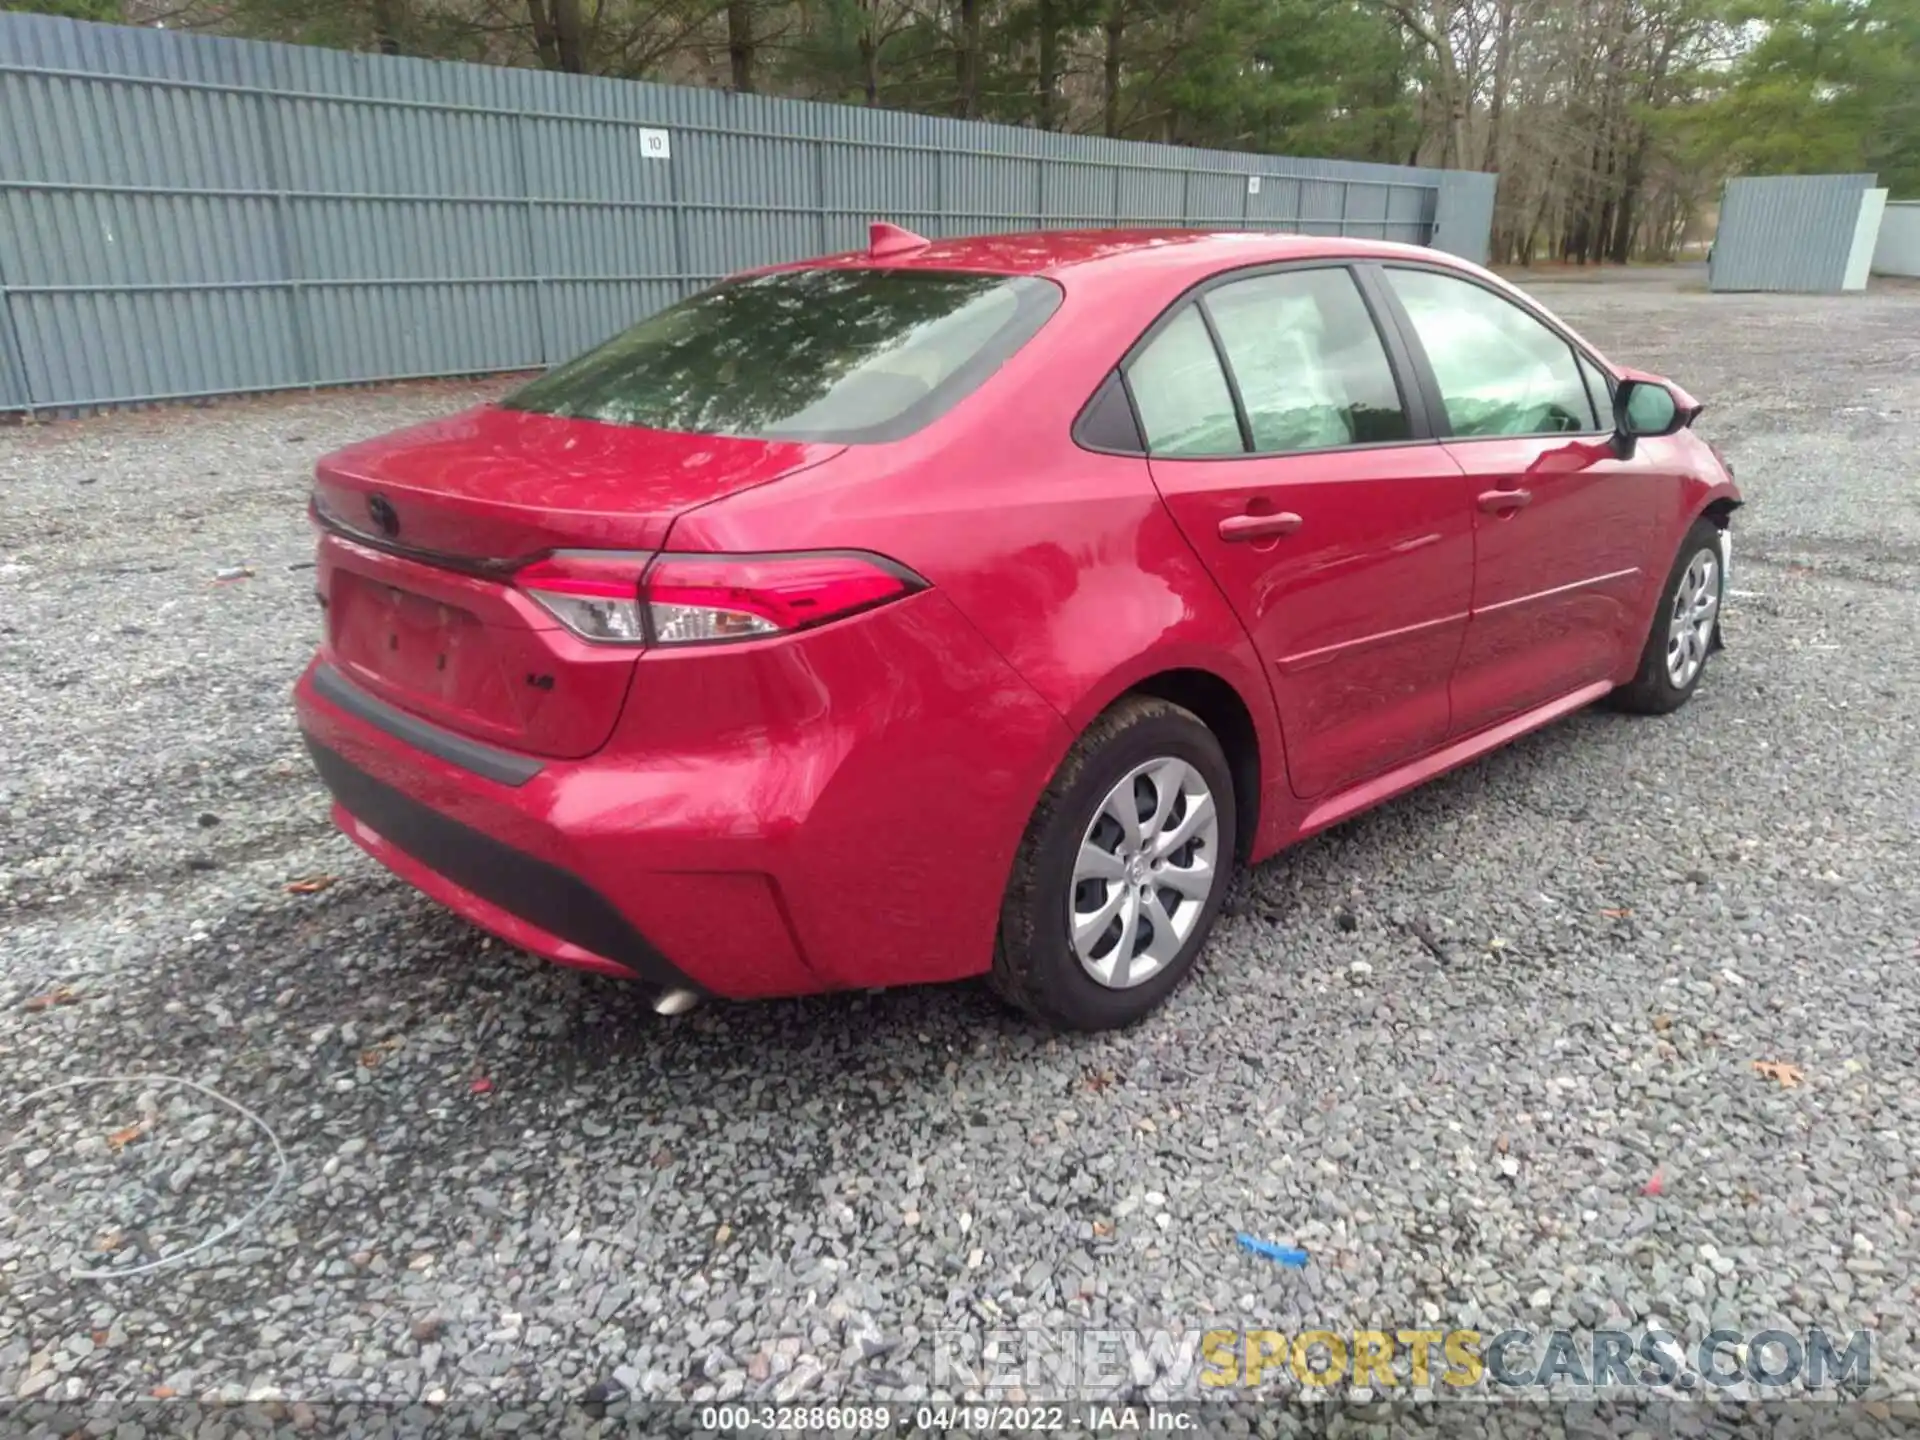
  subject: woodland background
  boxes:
[12,0,1918,264]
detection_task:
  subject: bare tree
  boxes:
[528,0,587,70]
[955,0,983,115]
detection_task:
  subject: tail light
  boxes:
[515,551,653,642]
[642,552,923,644]
[516,550,925,646]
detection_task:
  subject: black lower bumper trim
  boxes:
[303,736,696,990]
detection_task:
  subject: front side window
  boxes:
[1203,268,1410,452]
[1125,307,1244,458]
[1384,268,1596,438]
[503,268,1060,443]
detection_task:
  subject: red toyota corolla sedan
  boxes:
[294,226,1739,1030]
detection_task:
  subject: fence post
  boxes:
[255,90,316,389]
[665,119,689,298]
[511,110,548,366]
[0,50,32,412]
[812,136,829,254]
[0,250,32,416]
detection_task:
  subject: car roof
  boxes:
[790,228,1460,282]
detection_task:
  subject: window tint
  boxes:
[1078,371,1144,452]
[1204,268,1409,452]
[1126,307,1244,457]
[1385,269,1596,438]
[1578,353,1613,431]
[503,268,1060,442]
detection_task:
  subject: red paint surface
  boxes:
[293,231,1738,998]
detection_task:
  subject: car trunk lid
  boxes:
[311,405,843,759]
[313,404,842,559]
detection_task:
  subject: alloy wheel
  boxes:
[1666,549,1719,688]
[1068,758,1220,989]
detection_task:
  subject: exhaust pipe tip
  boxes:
[652,987,700,1017]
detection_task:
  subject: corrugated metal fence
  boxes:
[1709,174,1879,294]
[0,11,1498,415]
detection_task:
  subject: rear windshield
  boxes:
[502,268,1061,443]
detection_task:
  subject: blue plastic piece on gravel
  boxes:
[1236,1233,1309,1267]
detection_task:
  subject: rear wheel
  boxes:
[991,697,1236,1031]
[1610,518,1725,715]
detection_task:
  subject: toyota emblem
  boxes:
[367,493,400,538]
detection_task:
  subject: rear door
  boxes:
[1133,263,1475,800]
[1374,265,1658,732]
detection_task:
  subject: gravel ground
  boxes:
[2,273,1918,1433]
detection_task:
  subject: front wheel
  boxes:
[991,696,1236,1031]
[1610,518,1725,715]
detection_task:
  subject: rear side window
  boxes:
[503,268,1061,443]
[1126,308,1244,457]
[1204,268,1410,452]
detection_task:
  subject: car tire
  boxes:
[990,696,1237,1031]
[1609,517,1726,716]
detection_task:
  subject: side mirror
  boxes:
[1612,378,1682,457]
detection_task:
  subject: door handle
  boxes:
[1218,511,1303,542]
[1476,487,1533,513]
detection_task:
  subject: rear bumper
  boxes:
[293,586,1072,999]
[303,732,697,990]
[295,660,819,998]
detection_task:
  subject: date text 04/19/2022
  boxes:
[697,1403,1194,1432]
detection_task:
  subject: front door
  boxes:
[1128,264,1475,800]
[1377,265,1658,732]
